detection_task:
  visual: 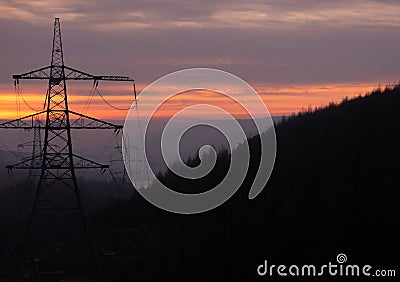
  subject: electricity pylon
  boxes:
[17,118,42,178]
[0,18,135,281]
[110,145,129,185]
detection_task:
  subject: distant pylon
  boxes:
[0,18,136,281]
[110,145,130,185]
[17,118,42,178]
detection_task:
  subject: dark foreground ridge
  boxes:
[1,85,399,281]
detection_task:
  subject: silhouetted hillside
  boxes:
[93,84,400,281]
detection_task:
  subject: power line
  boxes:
[95,86,137,111]
[81,84,96,115]
[15,84,44,112]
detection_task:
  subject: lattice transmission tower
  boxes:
[17,118,42,178]
[0,18,136,281]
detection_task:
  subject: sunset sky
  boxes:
[1,0,400,119]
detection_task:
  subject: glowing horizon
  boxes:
[0,81,380,120]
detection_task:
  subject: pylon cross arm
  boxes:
[0,110,123,130]
[69,110,123,130]
[6,153,109,171]
[12,65,134,82]
[13,66,51,80]
[0,111,46,129]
